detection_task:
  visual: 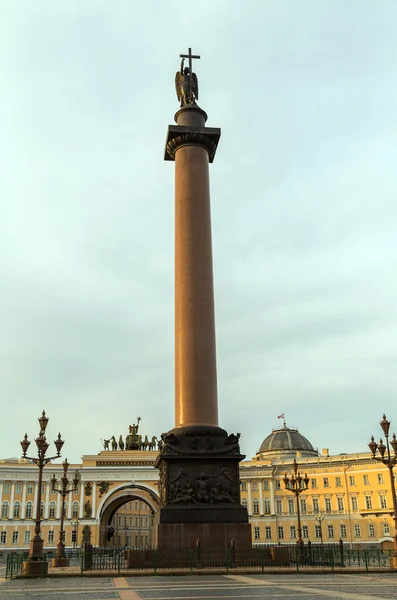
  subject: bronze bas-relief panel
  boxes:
[156,426,245,514]
[166,462,239,505]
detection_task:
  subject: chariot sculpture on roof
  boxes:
[126,417,142,450]
[101,416,162,451]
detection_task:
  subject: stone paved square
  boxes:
[1,573,397,599]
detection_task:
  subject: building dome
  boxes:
[258,422,318,458]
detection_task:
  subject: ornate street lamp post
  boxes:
[283,459,309,548]
[368,414,397,557]
[315,514,325,545]
[20,410,64,577]
[50,460,80,566]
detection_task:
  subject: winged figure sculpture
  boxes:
[175,59,198,107]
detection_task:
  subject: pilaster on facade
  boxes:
[269,480,276,514]
[79,482,84,519]
[33,481,38,518]
[9,482,15,517]
[56,490,61,519]
[92,482,97,518]
[247,480,252,516]
[259,478,264,515]
[67,495,72,519]
[21,482,27,519]
[44,482,50,519]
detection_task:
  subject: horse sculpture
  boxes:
[141,435,149,450]
[110,436,117,451]
[118,435,124,450]
[148,436,158,451]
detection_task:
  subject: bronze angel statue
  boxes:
[175,58,198,107]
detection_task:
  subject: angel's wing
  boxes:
[175,71,182,102]
[192,73,198,101]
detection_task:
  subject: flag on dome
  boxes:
[278,413,285,419]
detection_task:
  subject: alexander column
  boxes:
[155,49,251,548]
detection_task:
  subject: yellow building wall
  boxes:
[239,452,395,548]
[0,449,395,552]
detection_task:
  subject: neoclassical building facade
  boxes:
[240,424,395,549]
[0,423,395,553]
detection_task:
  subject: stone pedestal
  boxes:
[21,559,48,577]
[155,425,251,548]
[21,537,49,577]
[155,523,251,550]
[51,556,69,567]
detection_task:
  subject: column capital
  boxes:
[164,126,221,163]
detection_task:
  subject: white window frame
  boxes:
[25,502,33,518]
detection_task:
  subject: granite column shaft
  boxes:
[174,136,218,427]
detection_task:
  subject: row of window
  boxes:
[0,529,153,546]
[242,473,386,492]
[252,522,391,541]
[0,530,56,544]
[127,502,149,511]
[113,516,150,528]
[116,534,150,546]
[1,482,80,495]
[243,494,388,515]
[3,473,392,496]
[1,522,392,545]
[1,501,80,519]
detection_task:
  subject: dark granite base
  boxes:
[154,425,252,549]
[157,505,248,524]
[155,522,252,549]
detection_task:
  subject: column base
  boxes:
[51,557,69,567]
[21,559,48,577]
[154,522,252,549]
[155,425,251,549]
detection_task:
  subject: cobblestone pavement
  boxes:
[1,573,397,599]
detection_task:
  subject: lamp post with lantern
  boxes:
[368,414,397,557]
[20,410,64,577]
[283,459,309,549]
[50,459,80,566]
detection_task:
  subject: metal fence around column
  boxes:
[6,544,393,577]
[79,543,394,574]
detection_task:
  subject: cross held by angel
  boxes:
[175,51,199,107]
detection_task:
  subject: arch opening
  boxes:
[98,484,160,547]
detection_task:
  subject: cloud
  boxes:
[1,1,397,463]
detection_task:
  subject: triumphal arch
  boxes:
[73,419,161,548]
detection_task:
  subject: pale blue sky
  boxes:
[1,1,397,464]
